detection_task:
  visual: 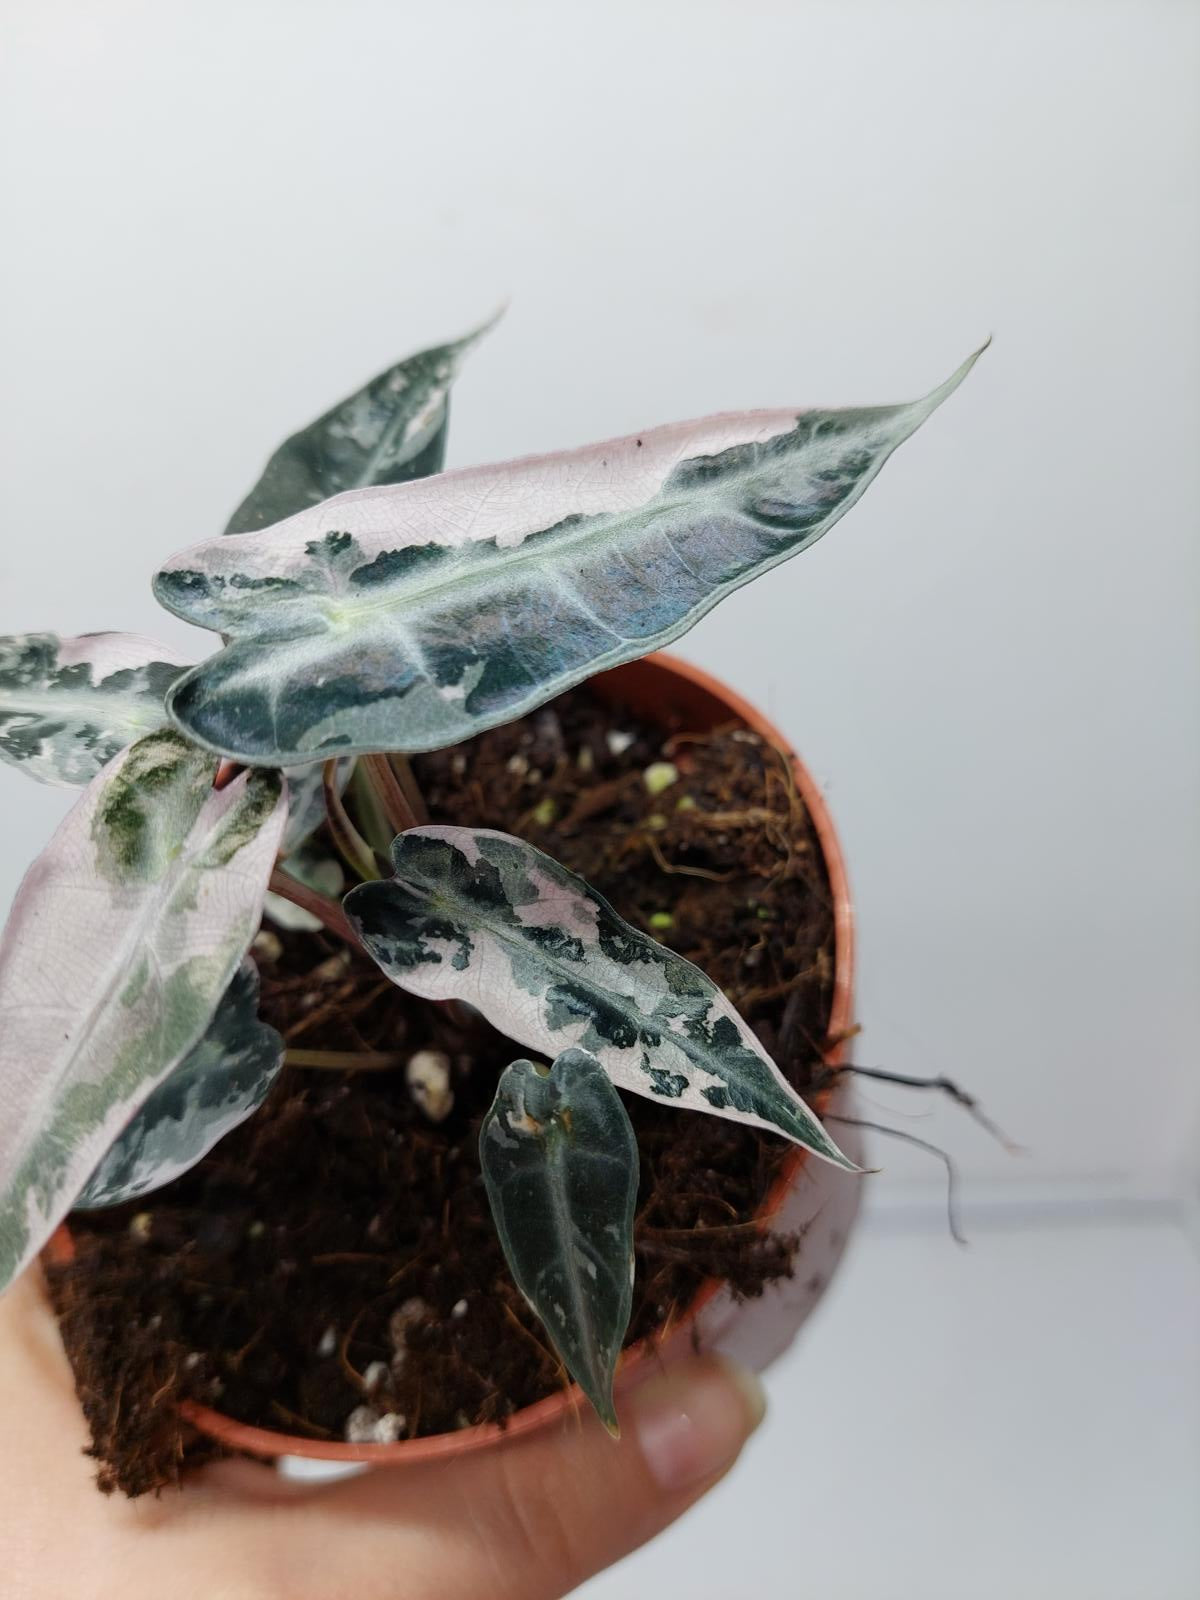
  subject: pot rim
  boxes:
[44,649,855,1466]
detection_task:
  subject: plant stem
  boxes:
[323,759,380,881]
[285,1047,405,1072]
[348,763,394,858]
[361,752,423,835]
[268,865,359,947]
[213,759,244,792]
[388,753,429,825]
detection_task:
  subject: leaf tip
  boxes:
[922,337,990,413]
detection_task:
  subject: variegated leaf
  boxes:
[0,632,190,787]
[345,827,854,1167]
[155,348,983,765]
[73,960,284,1210]
[0,730,286,1291]
[480,1048,638,1434]
[280,755,355,856]
[223,319,497,535]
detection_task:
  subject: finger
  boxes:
[313,1353,766,1600]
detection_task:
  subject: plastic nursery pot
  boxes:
[45,649,861,1467]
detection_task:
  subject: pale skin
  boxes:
[0,1270,765,1600]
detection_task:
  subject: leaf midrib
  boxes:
[285,487,698,638]
[538,1126,601,1373]
[0,685,170,724]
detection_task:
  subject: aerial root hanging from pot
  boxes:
[826,1114,970,1246]
[822,1064,1022,1247]
[829,1063,1023,1154]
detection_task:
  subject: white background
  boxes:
[1,2,1197,1594]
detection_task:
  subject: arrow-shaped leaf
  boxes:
[223,319,497,536]
[155,348,983,765]
[0,632,190,787]
[345,827,854,1168]
[73,959,284,1210]
[480,1048,638,1433]
[0,729,286,1291]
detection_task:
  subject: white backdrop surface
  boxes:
[1,0,1197,1209]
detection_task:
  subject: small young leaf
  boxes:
[0,730,286,1292]
[156,349,982,765]
[73,960,284,1210]
[480,1048,638,1433]
[345,827,855,1168]
[223,319,497,535]
[0,632,190,787]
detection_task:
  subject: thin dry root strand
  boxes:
[284,1048,408,1072]
[829,1113,968,1246]
[831,1064,1022,1154]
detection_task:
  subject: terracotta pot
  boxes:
[46,649,860,1467]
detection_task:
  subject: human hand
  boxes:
[0,1270,765,1600]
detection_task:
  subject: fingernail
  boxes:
[632,1354,766,1493]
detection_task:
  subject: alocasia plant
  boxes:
[0,319,980,1431]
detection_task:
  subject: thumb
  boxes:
[325,1352,766,1600]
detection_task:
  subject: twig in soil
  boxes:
[268,866,359,947]
[639,1219,766,1238]
[323,758,381,881]
[280,978,361,1043]
[338,1305,369,1392]
[644,834,735,882]
[269,1401,333,1439]
[827,1114,968,1246]
[227,1325,266,1374]
[556,773,640,833]
[285,1048,407,1072]
[309,1252,391,1267]
[385,1255,431,1292]
[678,806,780,829]
[655,1192,741,1222]
[738,960,821,1008]
[827,1064,1022,1154]
[501,1300,564,1378]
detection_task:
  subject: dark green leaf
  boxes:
[223,319,496,535]
[480,1048,638,1433]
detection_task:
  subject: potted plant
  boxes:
[0,320,981,1494]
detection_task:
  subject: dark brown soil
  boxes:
[47,682,839,1496]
